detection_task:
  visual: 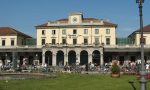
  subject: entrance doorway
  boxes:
[80,50,88,65]
[56,51,64,66]
[68,51,76,65]
[92,50,100,65]
[45,51,52,65]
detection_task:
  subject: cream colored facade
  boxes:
[129,25,150,45]
[36,12,117,46]
[0,36,17,46]
[0,35,30,46]
[134,33,150,45]
[0,27,32,47]
[1,14,150,67]
[35,12,117,66]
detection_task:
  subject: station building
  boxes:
[0,13,150,68]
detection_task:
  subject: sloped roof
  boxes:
[128,24,150,37]
[36,17,117,27]
[0,27,32,38]
[135,24,150,32]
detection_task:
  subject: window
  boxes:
[62,29,66,35]
[62,39,66,44]
[2,40,5,46]
[42,30,45,35]
[52,39,56,45]
[41,39,45,45]
[84,29,88,34]
[21,39,24,45]
[73,29,77,34]
[106,29,110,34]
[95,38,99,44]
[140,38,146,44]
[84,38,88,45]
[52,30,56,35]
[95,29,99,34]
[73,39,77,45]
[106,38,110,45]
[11,40,14,46]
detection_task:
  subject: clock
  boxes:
[72,17,77,23]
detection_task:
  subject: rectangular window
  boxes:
[21,39,24,45]
[84,38,88,45]
[11,40,14,46]
[2,40,5,46]
[106,38,110,45]
[42,30,45,35]
[140,38,146,44]
[95,38,99,44]
[73,39,77,45]
[106,29,110,34]
[95,29,99,34]
[73,29,77,34]
[52,30,56,35]
[62,29,66,35]
[84,29,88,34]
[52,39,56,45]
[62,39,66,44]
[41,39,45,45]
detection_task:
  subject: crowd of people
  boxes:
[0,59,150,74]
[63,60,150,74]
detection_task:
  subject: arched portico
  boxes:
[56,50,64,66]
[80,50,88,65]
[92,50,100,65]
[68,50,76,65]
[45,51,52,66]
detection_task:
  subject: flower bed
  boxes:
[145,72,150,80]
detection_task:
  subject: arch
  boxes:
[45,51,52,65]
[92,50,100,65]
[80,50,88,65]
[68,50,76,65]
[56,50,64,66]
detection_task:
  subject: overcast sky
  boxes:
[0,0,150,38]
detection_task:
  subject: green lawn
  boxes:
[0,74,149,90]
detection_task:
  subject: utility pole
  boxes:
[136,0,147,90]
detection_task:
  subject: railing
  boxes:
[104,45,140,48]
[104,44,150,48]
[0,44,150,49]
[0,45,42,49]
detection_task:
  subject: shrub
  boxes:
[111,63,120,74]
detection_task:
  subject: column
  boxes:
[100,53,104,67]
[64,54,68,66]
[76,54,80,64]
[64,48,68,66]
[42,52,45,66]
[12,52,17,69]
[88,54,92,64]
[52,53,56,66]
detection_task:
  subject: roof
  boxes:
[0,27,32,38]
[36,17,117,27]
[135,24,150,32]
[128,24,150,37]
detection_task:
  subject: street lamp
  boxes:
[136,0,147,90]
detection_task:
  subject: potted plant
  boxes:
[111,62,120,78]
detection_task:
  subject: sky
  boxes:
[0,0,150,38]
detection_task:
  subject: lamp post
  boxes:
[136,0,147,90]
